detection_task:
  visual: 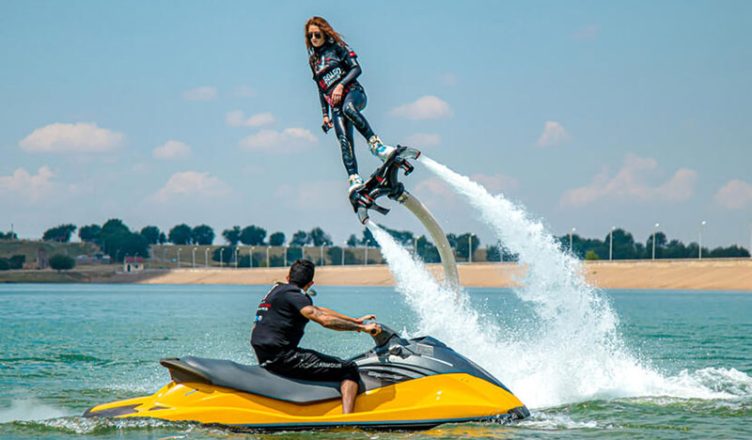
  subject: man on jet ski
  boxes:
[251,259,381,414]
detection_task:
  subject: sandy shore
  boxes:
[126,259,752,291]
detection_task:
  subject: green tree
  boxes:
[446,233,458,249]
[222,226,242,245]
[43,224,77,242]
[79,224,102,243]
[9,255,25,269]
[327,246,360,265]
[158,232,167,244]
[585,249,599,260]
[486,245,501,262]
[0,258,9,271]
[240,225,267,245]
[709,245,751,258]
[346,234,360,247]
[361,228,379,247]
[645,232,668,259]
[104,231,150,262]
[608,228,639,260]
[455,233,480,261]
[169,224,193,245]
[416,235,440,263]
[140,226,162,245]
[0,231,15,240]
[269,232,286,246]
[97,219,150,262]
[664,239,689,259]
[192,224,215,245]
[213,246,236,264]
[309,227,333,246]
[101,219,129,237]
[290,230,310,246]
[49,254,76,271]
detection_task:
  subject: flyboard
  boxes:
[349,146,460,290]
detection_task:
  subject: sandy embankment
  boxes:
[131,259,752,291]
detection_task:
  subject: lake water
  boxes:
[1,284,751,439]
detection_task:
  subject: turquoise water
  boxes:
[1,284,751,439]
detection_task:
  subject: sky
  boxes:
[1,0,751,249]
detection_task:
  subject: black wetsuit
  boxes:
[311,40,376,176]
[251,283,359,383]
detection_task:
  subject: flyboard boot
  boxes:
[347,174,365,195]
[349,144,422,224]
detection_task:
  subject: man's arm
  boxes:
[300,305,380,334]
[315,306,374,324]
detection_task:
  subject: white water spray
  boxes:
[368,155,751,408]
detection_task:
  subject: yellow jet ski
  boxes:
[84,324,528,430]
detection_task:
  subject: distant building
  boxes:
[123,256,144,273]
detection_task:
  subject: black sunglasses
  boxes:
[308,32,323,40]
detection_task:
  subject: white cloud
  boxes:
[19,122,123,153]
[151,171,231,203]
[234,85,256,98]
[239,128,317,153]
[182,86,217,101]
[561,154,698,207]
[0,166,56,201]
[390,96,452,120]
[152,140,192,160]
[536,121,570,147]
[404,133,441,147]
[714,179,752,209]
[226,110,276,127]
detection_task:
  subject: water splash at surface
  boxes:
[367,156,752,408]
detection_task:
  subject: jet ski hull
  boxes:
[85,372,528,430]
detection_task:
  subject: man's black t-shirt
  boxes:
[251,283,313,355]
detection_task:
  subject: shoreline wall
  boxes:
[2,259,750,291]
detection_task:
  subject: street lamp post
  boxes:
[320,245,324,266]
[204,248,209,267]
[283,245,288,267]
[266,246,270,268]
[609,226,615,261]
[652,223,660,260]
[341,242,346,266]
[468,234,473,263]
[365,244,369,266]
[699,220,707,259]
[176,248,182,268]
[569,227,576,253]
[234,248,239,269]
[219,248,224,268]
[192,247,197,268]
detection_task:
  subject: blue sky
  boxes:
[1,0,751,248]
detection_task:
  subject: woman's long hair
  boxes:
[305,16,346,69]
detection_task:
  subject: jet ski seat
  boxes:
[160,356,343,404]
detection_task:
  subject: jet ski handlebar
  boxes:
[368,322,408,348]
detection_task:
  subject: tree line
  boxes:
[3,223,749,265]
[557,228,750,260]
